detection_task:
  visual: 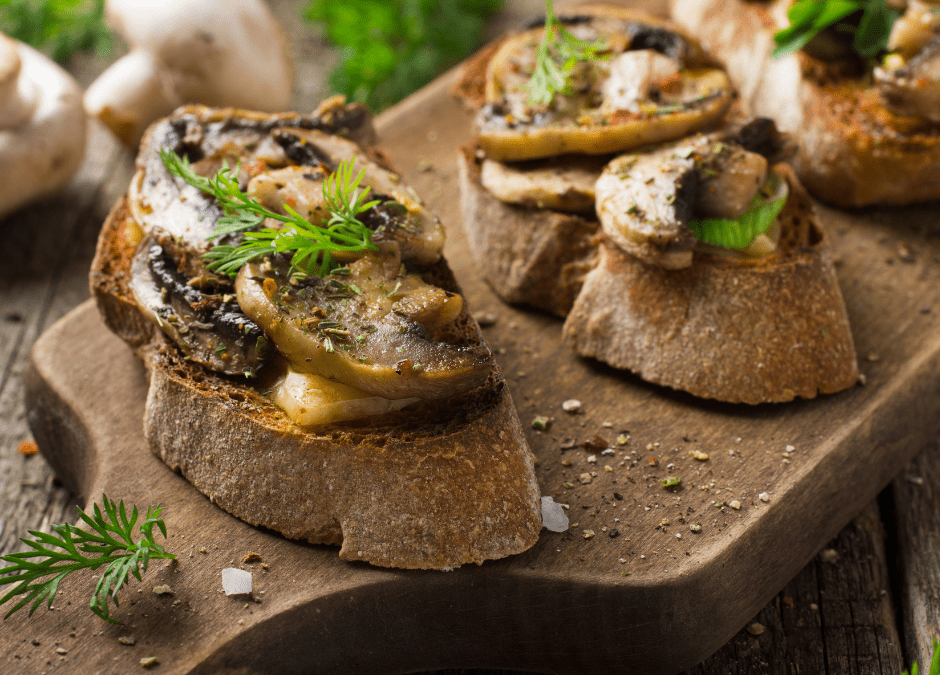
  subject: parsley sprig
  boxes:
[160,150,380,278]
[0,495,174,624]
[526,0,609,106]
[772,0,899,60]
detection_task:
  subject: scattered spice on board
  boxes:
[821,549,840,564]
[141,656,160,668]
[119,636,136,646]
[562,399,582,413]
[580,435,608,452]
[747,623,766,636]
[532,416,551,431]
[18,440,38,455]
[152,585,174,595]
[579,473,593,485]
[661,476,681,488]
[689,450,709,461]
[690,524,702,533]
[759,492,770,502]
[242,552,263,563]
[730,501,741,510]
[616,434,630,445]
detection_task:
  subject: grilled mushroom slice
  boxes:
[234,251,492,400]
[129,237,273,376]
[596,125,783,269]
[479,154,607,212]
[128,101,375,246]
[477,9,733,161]
[876,32,940,123]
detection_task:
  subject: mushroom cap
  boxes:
[106,0,293,109]
[0,34,86,220]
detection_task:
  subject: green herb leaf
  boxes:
[0,494,174,623]
[661,476,681,487]
[688,174,788,250]
[304,0,503,112]
[160,149,380,278]
[772,0,898,60]
[0,0,111,63]
[526,0,609,106]
[902,638,940,675]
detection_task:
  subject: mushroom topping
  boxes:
[596,126,786,269]
[479,154,607,212]
[245,129,445,265]
[234,251,491,400]
[477,12,734,161]
[129,237,273,376]
[128,102,376,247]
[0,33,86,219]
[876,32,940,123]
[83,0,294,146]
[271,367,421,427]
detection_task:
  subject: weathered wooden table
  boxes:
[2,1,938,673]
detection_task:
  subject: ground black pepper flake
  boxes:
[609,528,620,538]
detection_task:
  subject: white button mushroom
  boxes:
[84,0,294,146]
[0,33,87,220]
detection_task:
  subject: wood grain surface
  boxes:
[1,1,939,673]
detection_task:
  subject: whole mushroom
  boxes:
[0,32,87,220]
[84,0,294,146]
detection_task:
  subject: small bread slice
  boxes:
[562,164,859,404]
[668,0,940,207]
[458,144,599,317]
[90,108,542,570]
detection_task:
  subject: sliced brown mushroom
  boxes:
[477,11,733,161]
[128,102,376,246]
[596,129,780,269]
[234,251,492,400]
[876,32,940,123]
[479,155,607,212]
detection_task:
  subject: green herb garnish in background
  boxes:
[0,0,111,63]
[0,495,174,623]
[160,149,380,278]
[903,638,940,675]
[304,0,503,112]
[527,0,609,106]
[772,0,899,60]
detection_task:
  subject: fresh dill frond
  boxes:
[160,150,381,278]
[526,0,609,106]
[0,494,174,624]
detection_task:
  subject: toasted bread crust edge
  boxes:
[668,0,940,207]
[562,165,859,404]
[91,170,542,571]
[457,144,599,317]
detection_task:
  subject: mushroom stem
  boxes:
[83,50,178,146]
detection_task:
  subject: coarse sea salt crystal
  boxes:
[222,568,252,596]
[541,496,569,533]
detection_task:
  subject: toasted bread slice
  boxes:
[562,164,858,404]
[668,0,940,207]
[90,106,542,570]
[457,144,599,316]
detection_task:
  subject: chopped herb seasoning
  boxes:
[660,476,681,487]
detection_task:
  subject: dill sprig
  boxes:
[0,494,174,624]
[160,149,381,278]
[526,0,609,106]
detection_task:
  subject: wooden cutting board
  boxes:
[9,60,940,675]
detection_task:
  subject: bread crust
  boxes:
[91,108,542,570]
[457,144,598,316]
[668,0,940,207]
[562,165,859,404]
